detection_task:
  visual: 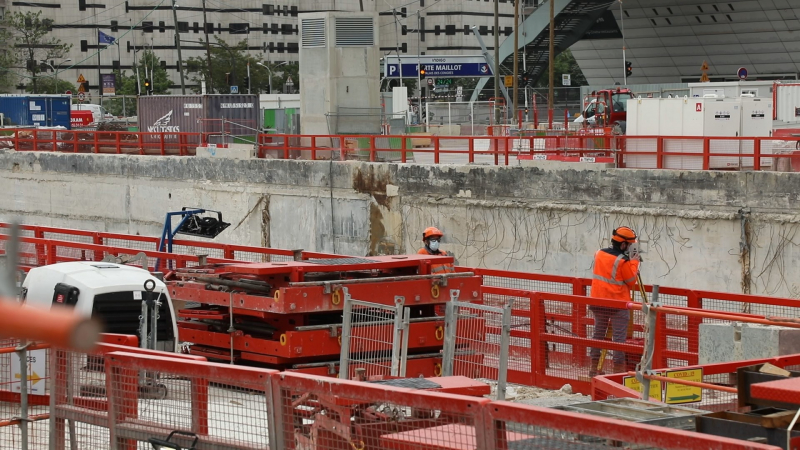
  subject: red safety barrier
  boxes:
[2,127,797,170]
[0,330,790,449]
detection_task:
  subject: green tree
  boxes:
[184,38,274,94]
[535,49,586,88]
[24,77,75,95]
[102,50,170,117]
[3,11,72,94]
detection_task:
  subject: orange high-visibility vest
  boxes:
[590,249,640,300]
[418,248,455,274]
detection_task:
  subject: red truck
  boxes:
[70,110,94,128]
[575,87,635,133]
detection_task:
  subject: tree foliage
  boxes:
[535,49,587,88]
[3,11,72,94]
[103,50,170,117]
[183,38,298,94]
[24,77,75,95]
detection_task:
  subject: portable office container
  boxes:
[0,95,72,129]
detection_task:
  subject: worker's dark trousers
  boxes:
[588,305,628,365]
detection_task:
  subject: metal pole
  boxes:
[97,27,102,101]
[638,285,659,401]
[390,296,405,377]
[247,62,251,94]
[417,11,422,119]
[392,9,404,91]
[338,289,353,379]
[441,301,458,376]
[512,0,520,119]
[494,0,500,123]
[131,19,141,95]
[620,0,626,86]
[497,301,512,401]
[548,0,555,126]
[118,43,126,118]
[17,341,29,450]
[201,0,214,92]
[171,0,186,94]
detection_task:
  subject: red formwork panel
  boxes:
[170,275,482,314]
[178,319,451,363]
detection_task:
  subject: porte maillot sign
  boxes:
[384,55,493,78]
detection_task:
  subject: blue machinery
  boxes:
[156,208,230,271]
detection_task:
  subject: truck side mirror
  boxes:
[53,283,80,307]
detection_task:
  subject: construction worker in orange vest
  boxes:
[588,226,641,377]
[418,227,455,274]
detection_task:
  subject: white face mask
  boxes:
[428,239,440,252]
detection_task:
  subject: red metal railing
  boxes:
[3,128,800,170]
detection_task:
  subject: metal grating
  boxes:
[305,257,377,265]
[335,17,374,47]
[301,18,325,48]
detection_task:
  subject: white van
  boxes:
[71,103,113,124]
[21,261,178,352]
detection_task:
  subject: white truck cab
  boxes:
[21,262,177,352]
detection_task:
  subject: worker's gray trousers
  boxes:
[588,305,629,365]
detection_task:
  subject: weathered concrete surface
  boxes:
[2,150,800,298]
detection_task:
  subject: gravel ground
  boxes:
[481,380,591,408]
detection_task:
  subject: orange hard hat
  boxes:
[611,226,637,243]
[423,226,444,241]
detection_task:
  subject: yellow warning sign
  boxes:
[504,75,513,88]
[700,61,709,71]
[623,373,662,402]
[77,73,86,83]
[665,368,703,404]
[700,61,710,82]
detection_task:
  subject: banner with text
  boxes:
[384,55,493,78]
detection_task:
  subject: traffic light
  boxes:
[265,85,271,94]
[520,73,531,86]
[243,76,250,90]
[225,72,233,86]
[625,61,632,78]
[419,68,426,79]
[144,78,151,95]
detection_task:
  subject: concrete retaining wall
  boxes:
[1,150,800,298]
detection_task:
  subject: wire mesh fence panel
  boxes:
[481,273,576,295]
[276,372,490,450]
[0,340,51,450]
[339,294,408,379]
[105,352,276,450]
[623,137,659,169]
[443,300,512,399]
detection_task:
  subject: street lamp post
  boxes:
[42,59,73,93]
[256,61,289,94]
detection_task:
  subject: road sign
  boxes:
[623,373,662,401]
[230,85,239,94]
[427,78,434,86]
[385,55,493,78]
[737,67,748,80]
[77,92,86,101]
[456,86,463,95]
[700,61,709,71]
[665,368,703,404]
[11,350,46,394]
[504,75,513,87]
[286,76,294,86]
[65,90,72,95]
[562,74,571,86]
[77,74,86,83]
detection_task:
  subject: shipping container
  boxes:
[0,95,72,129]
[137,95,260,148]
[775,84,800,124]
